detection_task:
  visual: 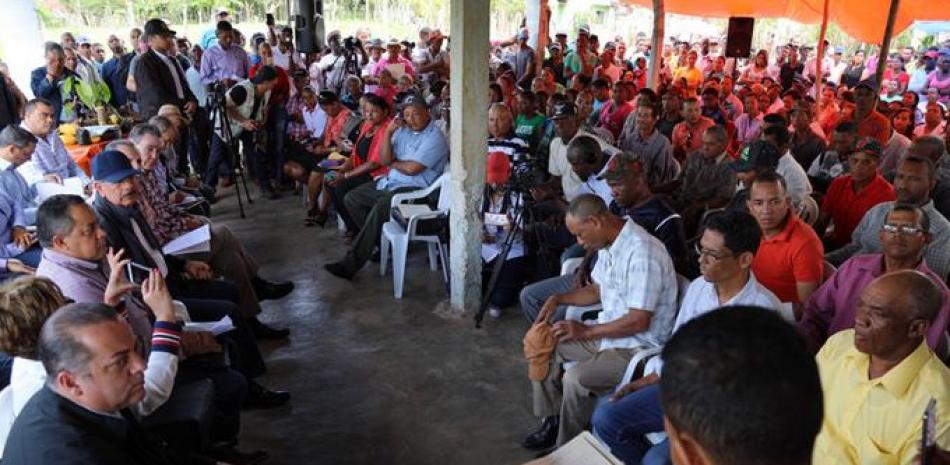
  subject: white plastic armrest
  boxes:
[561,257,584,276]
[619,346,662,385]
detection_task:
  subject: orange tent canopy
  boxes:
[622,0,950,43]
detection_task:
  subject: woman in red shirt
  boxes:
[325,93,393,239]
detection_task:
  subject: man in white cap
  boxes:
[511,28,536,90]
[200,7,231,50]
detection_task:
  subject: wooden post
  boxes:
[448,0,489,313]
[875,0,901,84]
[814,0,830,98]
[647,0,665,89]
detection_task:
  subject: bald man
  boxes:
[487,102,529,163]
[813,270,949,465]
[522,194,679,451]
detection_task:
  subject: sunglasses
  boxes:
[881,223,924,236]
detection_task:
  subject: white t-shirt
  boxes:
[777,152,813,206]
[547,130,608,200]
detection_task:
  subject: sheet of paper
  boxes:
[184,315,235,336]
[386,63,406,80]
[522,432,623,465]
[35,177,85,202]
[396,204,433,218]
[162,225,211,256]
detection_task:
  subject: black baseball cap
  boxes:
[250,65,278,84]
[317,90,339,105]
[398,93,428,109]
[731,140,781,172]
[550,101,577,120]
[143,19,176,38]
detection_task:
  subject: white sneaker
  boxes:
[488,306,502,319]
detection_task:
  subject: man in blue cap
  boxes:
[89,149,292,409]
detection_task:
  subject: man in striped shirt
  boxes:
[487,103,530,164]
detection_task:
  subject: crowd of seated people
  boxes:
[0,13,948,465]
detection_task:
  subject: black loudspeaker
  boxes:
[725,17,754,58]
[294,0,324,54]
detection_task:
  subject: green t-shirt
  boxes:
[564,51,599,75]
[514,113,546,152]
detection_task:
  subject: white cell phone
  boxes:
[484,213,509,227]
[126,262,151,285]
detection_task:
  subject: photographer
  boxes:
[316,31,367,95]
[202,65,282,199]
[482,152,528,319]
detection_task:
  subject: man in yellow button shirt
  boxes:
[813,270,949,465]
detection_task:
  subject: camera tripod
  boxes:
[207,93,253,218]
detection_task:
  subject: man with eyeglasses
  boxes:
[590,210,784,464]
[813,137,896,251]
[746,170,824,309]
[801,204,949,354]
[827,155,950,280]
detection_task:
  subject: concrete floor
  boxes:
[211,188,539,464]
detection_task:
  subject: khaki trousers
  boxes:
[532,339,634,446]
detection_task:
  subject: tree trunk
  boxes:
[648,0,664,89]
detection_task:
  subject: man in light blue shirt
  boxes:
[0,126,43,277]
[18,99,91,186]
[0,125,39,226]
[325,94,448,280]
[199,9,231,50]
[199,21,250,87]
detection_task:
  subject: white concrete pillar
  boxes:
[1,0,46,98]
[448,0,489,313]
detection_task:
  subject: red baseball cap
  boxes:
[486,151,511,184]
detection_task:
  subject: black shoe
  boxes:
[252,276,295,301]
[261,183,282,200]
[249,317,290,339]
[208,445,269,465]
[521,416,559,451]
[245,381,290,409]
[324,261,355,281]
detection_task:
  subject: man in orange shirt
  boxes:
[673,50,702,96]
[671,97,715,162]
[853,80,890,146]
[747,171,824,309]
[814,137,896,251]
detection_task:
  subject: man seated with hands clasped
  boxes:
[521,193,678,452]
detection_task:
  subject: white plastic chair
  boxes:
[380,173,451,299]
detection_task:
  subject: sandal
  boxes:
[305,211,329,227]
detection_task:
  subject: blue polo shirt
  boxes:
[377,120,449,191]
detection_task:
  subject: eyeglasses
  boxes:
[881,223,924,236]
[695,243,736,261]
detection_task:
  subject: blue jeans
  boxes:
[205,132,233,189]
[591,383,665,464]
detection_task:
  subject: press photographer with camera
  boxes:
[202,65,282,199]
[315,31,367,95]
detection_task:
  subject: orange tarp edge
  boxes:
[622,0,950,43]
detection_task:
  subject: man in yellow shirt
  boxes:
[673,50,702,97]
[814,270,949,465]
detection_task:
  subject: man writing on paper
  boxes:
[18,99,91,191]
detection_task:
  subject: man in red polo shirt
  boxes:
[852,80,890,146]
[671,97,715,162]
[814,137,896,251]
[747,171,824,309]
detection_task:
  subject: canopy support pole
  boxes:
[647,0,665,89]
[448,0,489,313]
[875,0,901,84]
[814,0,830,98]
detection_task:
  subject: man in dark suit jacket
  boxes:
[3,303,190,465]
[134,19,197,120]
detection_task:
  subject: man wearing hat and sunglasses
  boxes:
[135,19,198,121]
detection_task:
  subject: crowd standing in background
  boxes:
[0,8,948,465]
